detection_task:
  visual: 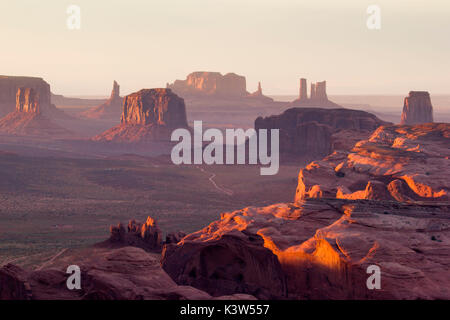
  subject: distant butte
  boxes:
[400,91,434,125]
[289,78,342,108]
[93,88,189,143]
[81,80,124,120]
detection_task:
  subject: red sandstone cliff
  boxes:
[400,91,434,125]
[93,88,188,143]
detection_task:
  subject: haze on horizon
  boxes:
[1,0,449,96]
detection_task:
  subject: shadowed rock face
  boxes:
[162,234,287,299]
[168,72,247,97]
[401,91,434,125]
[93,88,188,143]
[255,107,390,158]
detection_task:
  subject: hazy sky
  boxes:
[1,0,449,96]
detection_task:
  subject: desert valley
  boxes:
[0,71,448,301]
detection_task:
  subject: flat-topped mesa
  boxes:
[168,72,247,97]
[400,91,433,125]
[0,76,51,116]
[16,88,41,113]
[121,88,187,127]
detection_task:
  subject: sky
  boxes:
[1,0,449,96]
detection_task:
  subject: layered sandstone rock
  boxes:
[109,217,163,251]
[0,246,255,300]
[255,107,390,158]
[400,91,434,125]
[0,76,51,117]
[93,88,188,143]
[299,78,308,101]
[162,234,287,299]
[162,199,449,299]
[81,80,123,119]
[295,123,449,203]
[0,87,71,136]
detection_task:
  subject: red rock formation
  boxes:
[295,123,449,203]
[0,76,51,117]
[81,80,123,119]
[299,78,308,101]
[400,91,433,125]
[93,88,188,143]
[108,216,162,251]
[0,246,255,300]
[255,107,390,158]
[0,87,71,136]
[162,199,450,299]
[162,234,287,299]
[168,72,247,97]
[290,78,341,108]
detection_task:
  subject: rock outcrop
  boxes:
[295,123,449,203]
[0,246,255,300]
[400,91,434,125]
[0,87,71,137]
[255,107,390,159]
[290,78,341,108]
[93,88,189,143]
[162,234,287,299]
[108,217,163,251]
[161,199,450,299]
[81,80,123,119]
[0,76,51,117]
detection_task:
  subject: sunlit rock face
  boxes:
[401,91,434,125]
[168,72,247,97]
[255,107,389,158]
[295,123,450,203]
[161,199,450,299]
[0,76,51,117]
[121,88,187,127]
[82,80,123,119]
[15,88,41,113]
[93,88,189,143]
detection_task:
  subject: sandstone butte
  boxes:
[288,78,342,108]
[81,80,123,119]
[167,71,274,103]
[255,107,391,159]
[401,91,434,125]
[92,88,189,143]
[0,86,71,137]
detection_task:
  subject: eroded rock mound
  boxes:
[108,216,163,251]
[401,91,433,125]
[93,88,188,143]
[255,107,390,158]
[81,80,123,119]
[295,123,450,203]
[289,79,341,108]
[0,246,255,300]
[162,199,450,299]
[162,234,287,299]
